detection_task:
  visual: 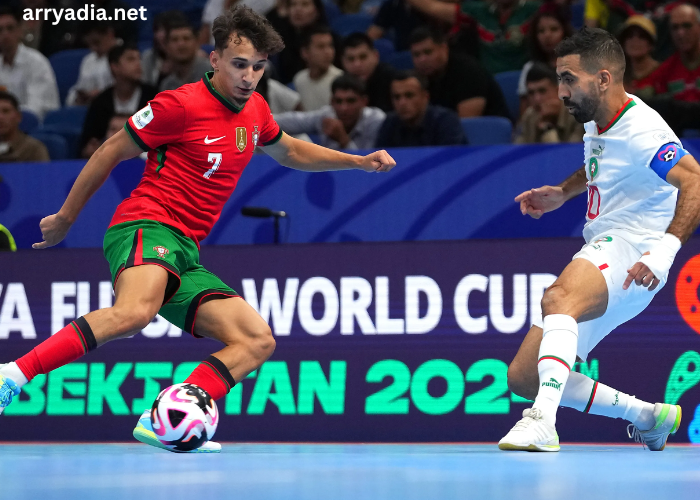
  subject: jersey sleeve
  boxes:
[630,128,687,183]
[257,96,283,146]
[124,92,186,151]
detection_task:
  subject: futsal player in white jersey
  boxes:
[499,28,700,452]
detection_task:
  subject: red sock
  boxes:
[15,317,97,381]
[184,355,236,401]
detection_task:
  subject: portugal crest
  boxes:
[236,127,247,152]
[253,125,259,147]
[153,245,169,259]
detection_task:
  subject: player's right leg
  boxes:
[0,265,168,413]
[498,257,608,451]
[507,325,681,451]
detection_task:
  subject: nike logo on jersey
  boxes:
[204,135,226,144]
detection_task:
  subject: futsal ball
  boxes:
[151,383,219,451]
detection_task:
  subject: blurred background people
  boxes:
[275,74,385,149]
[294,25,343,111]
[375,71,467,147]
[66,21,119,106]
[0,90,49,162]
[619,15,659,101]
[514,63,584,144]
[341,32,393,112]
[159,17,212,91]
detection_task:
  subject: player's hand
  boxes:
[623,252,660,291]
[360,150,396,173]
[33,213,72,249]
[514,185,566,219]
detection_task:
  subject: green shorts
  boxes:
[103,220,239,335]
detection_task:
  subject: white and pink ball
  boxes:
[151,383,218,452]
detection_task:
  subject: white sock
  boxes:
[532,314,578,426]
[0,362,29,388]
[561,371,656,430]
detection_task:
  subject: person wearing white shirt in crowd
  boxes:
[66,21,119,106]
[256,70,302,113]
[200,0,277,45]
[275,74,385,150]
[293,25,343,111]
[0,7,59,119]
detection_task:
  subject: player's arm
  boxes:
[624,149,700,291]
[261,132,396,173]
[33,129,143,249]
[404,0,458,24]
[515,165,587,219]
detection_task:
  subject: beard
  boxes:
[564,93,600,123]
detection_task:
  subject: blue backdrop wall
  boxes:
[2,142,700,249]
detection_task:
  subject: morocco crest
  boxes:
[153,245,169,259]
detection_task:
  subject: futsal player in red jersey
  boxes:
[0,7,395,452]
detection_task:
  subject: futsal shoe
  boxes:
[0,373,21,415]
[627,403,682,451]
[498,408,560,452]
[133,410,222,453]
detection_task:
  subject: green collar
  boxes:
[597,97,636,135]
[204,71,245,113]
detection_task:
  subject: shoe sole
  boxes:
[498,442,560,452]
[132,422,221,454]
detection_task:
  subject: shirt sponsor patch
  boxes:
[132,104,154,130]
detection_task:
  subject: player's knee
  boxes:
[540,284,570,317]
[249,323,275,361]
[111,304,157,334]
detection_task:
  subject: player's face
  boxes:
[342,44,378,81]
[211,35,268,105]
[331,89,367,129]
[556,55,600,124]
[0,15,21,53]
[0,100,20,137]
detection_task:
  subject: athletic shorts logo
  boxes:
[589,157,599,179]
[236,127,247,152]
[658,144,677,162]
[153,245,169,258]
[593,236,613,244]
[133,104,154,130]
[541,377,563,390]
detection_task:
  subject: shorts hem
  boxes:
[184,290,241,338]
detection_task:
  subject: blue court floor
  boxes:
[1,443,699,500]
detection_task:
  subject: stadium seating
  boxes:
[49,49,90,105]
[330,13,374,37]
[374,38,395,62]
[386,51,413,70]
[494,70,521,121]
[19,111,40,134]
[30,132,68,160]
[43,106,88,128]
[460,116,513,146]
[572,2,585,30]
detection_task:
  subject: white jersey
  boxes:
[582,95,680,249]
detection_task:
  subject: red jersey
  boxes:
[653,52,700,102]
[113,71,282,245]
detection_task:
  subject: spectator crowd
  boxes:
[2,0,700,163]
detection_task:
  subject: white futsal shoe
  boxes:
[133,409,222,453]
[627,403,682,451]
[498,408,560,452]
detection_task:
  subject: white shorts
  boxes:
[533,231,664,361]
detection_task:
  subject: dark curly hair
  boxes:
[213,5,285,56]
